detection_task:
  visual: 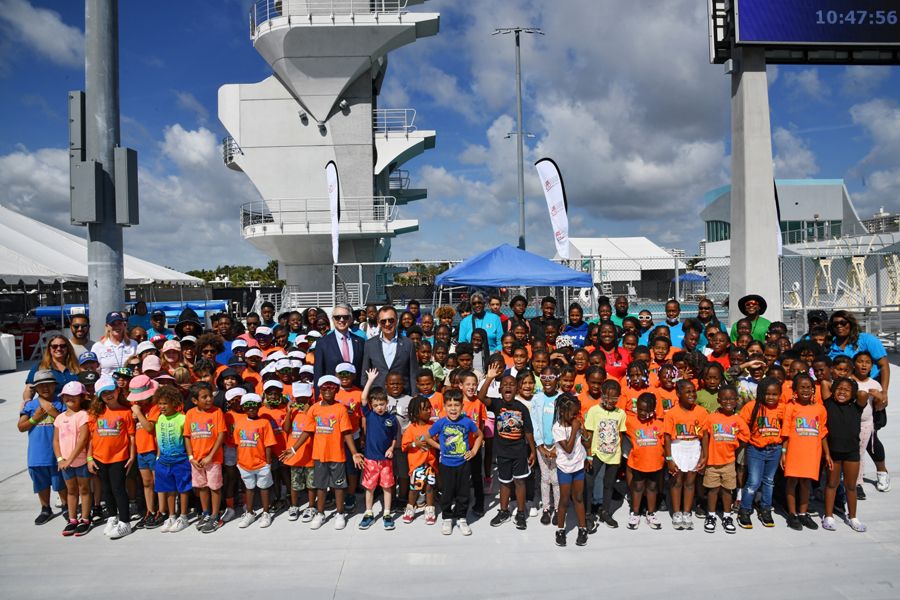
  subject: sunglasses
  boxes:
[539,374,558,382]
[638,316,651,321]
[201,349,217,355]
[832,320,849,327]
[71,324,89,329]
[333,314,351,321]
[379,318,396,325]
[336,371,353,377]
[50,344,68,350]
[241,402,260,409]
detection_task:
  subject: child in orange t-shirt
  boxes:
[401,395,439,524]
[655,364,679,414]
[184,382,226,531]
[702,386,749,534]
[296,376,363,530]
[130,389,162,528]
[335,363,363,511]
[233,393,277,528]
[781,373,828,531]
[624,393,665,529]
[88,378,136,534]
[663,380,709,531]
[578,366,607,419]
[737,377,785,529]
[280,382,316,523]
[618,360,659,415]
[261,380,290,507]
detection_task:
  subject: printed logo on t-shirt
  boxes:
[674,421,702,439]
[315,416,337,435]
[238,428,260,447]
[756,416,781,437]
[441,423,468,458]
[596,419,620,455]
[497,409,524,440]
[96,417,123,437]
[794,417,820,437]
[712,422,737,443]
[635,427,660,447]
[661,397,674,411]
[190,421,214,439]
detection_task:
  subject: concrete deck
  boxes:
[1,361,898,599]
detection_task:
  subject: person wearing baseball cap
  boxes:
[147,310,174,340]
[19,368,67,525]
[78,351,100,372]
[90,311,138,376]
[233,393,278,528]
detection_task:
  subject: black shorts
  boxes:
[312,461,347,489]
[393,449,409,480]
[628,467,661,483]
[496,455,531,484]
[830,450,860,462]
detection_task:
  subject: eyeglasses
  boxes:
[379,318,396,325]
[333,314,351,321]
[49,344,68,350]
[539,374,558,382]
[832,320,849,327]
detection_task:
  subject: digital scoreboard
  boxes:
[736,0,900,46]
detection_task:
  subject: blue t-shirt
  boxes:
[215,339,234,366]
[829,333,887,379]
[428,415,478,467]
[26,365,78,399]
[21,399,65,467]
[128,313,152,330]
[362,406,399,460]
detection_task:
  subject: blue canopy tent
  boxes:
[435,244,593,287]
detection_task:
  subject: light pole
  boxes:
[493,27,543,251]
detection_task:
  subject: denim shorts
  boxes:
[61,464,91,481]
[28,466,63,493]
[556,468,585,486]
[238,464,273,490]
[137,451,157,470]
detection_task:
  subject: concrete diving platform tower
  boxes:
[219,0,439,297]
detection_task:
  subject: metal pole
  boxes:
[800,256,807,333]
[85,0,124,323]
[875,254,883,333]
[674,255,680,302]
[514,30,526,251]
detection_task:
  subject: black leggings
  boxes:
[97,459,130,522]
[867,431,886,464]
[586,457,619,509]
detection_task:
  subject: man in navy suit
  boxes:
[314,303,365,387]
[361,305,418,395]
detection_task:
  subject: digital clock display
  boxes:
[736,0,900,46]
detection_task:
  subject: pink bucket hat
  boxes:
[127,375,158,402]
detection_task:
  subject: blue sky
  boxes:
[0,0,898,272]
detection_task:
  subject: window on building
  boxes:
[706,220,731,242]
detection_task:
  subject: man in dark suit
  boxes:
[314,303,365,387]
[361,305,418,394]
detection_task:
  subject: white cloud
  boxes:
[841,66,890,96]
[174,91,209,124]
[772,127,818,179]
[848,99,900,215]
[0,0,83,68]
[783,68,828,99]
[160,124,218,169]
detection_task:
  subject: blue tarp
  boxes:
[674,272,709,283]
[435,244,593,288]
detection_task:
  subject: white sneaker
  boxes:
[529,504,539,518]
[301,507,317,523]
[627,512,641,530]
[334,513,347,530]
[309,512,325,530]
[109,521,131,540]
[682,512,694,530]
[441,519,453,535]
[876,471,891,492]
[238,511,256,529]
[103,516,119,536]
[170,515,190,533]
[220,507,236,523]
[459,520,472,536]
[159,516,175,533]
[672,512,684,530]
[288,506,301,521]
[258,511,273,528]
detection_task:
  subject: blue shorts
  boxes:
[137,451,157,470]
[61,464,91,481]
[28,466,63,493]
[557,468,585,486]
[154,459,193,494]
[344,450,359,476]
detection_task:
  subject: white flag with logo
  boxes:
[535,158,570,259]
[326,161,340,264]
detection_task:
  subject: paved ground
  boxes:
[1,361,899,599]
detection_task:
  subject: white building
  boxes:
[218,1,439,298]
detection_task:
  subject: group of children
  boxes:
[20,302,888,547]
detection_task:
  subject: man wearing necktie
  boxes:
[314,303,365,388]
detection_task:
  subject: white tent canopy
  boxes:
[563,237,688,282]
[0,204,203,285]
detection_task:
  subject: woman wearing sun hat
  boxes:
[729,294,771,344]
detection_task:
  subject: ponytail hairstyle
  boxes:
[749,376,782,434]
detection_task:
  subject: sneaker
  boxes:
[170,515,190,533]
[459,520,472,536]
[441,519,453,535]
[646,512,662,530]
[258,511,273,528]
[425,506,437,526]
[74,519,91,537]
[529,504,539,518]
[416,492,427,508]
[540,510,552,526]
[359,512,375,530]
[90,506,105,525]
[301,507,316,523]
[586,513,599,534]
[758,507,775,528]
[876,471,891,492]
[575,527,588,546]
[627,512,641,530]
[309,512,325,530]
[383,514,396,530]
[402,505,415,524]
[238,511,256,529]
[159,516,176,533]
[490,509,512,527]
[672,512,684,531]
[134,513,149,530]
[598,509,618,529]
[786,513,802,531]
[515,511,527,530]
[682,512,694,530]
[333,513,347,530]
[220,507,236,523]
[849,517,867,532]
[145,513,164,530]
[62,520,79,537]
[722,515,736,534]
[109,521,132,540]
[738,509,753,529]
[196,514,210,531]
[555,528,567,547]
[704,514,717,533]
[694,505,708,518]
[288,506,301,521]
[856,484,867,501]
[807,507,820,518]
[103,516,120,537]
[201,518,221,534]
[799,513,819,530]
[822,516,837,531]
[344,494,357,512]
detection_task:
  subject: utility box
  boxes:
[70,159,103,224]
[114,146,139,226]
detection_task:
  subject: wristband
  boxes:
[56,457,65,463]
[781,448,787,454]
[28,417,38,426]
[290,447,296,456]
[86,456,94,462]
[665,456,673,461]
[188,455,194,460]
